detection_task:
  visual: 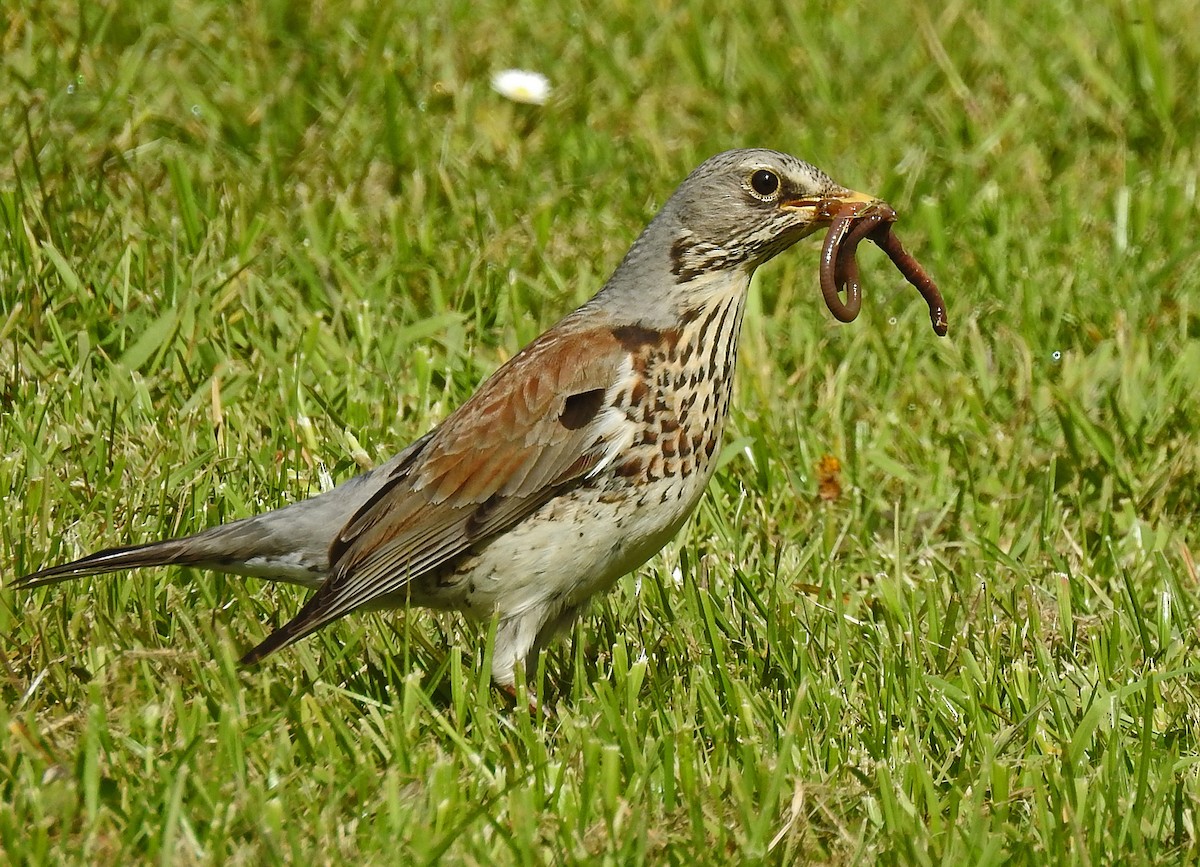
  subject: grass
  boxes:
[2,0,1199,862]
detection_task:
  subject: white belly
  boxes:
[412,467,712,621]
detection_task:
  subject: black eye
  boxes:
[750,169,780,197]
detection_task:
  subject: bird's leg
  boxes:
[491,610,552,717]
[497,681,544,717]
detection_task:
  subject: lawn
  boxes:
[3,0,1199,863]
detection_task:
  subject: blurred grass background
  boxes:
[2,0,1199,863]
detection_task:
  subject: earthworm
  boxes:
[818,202,949,337]
[868,223,949,337]
[832,210,891,318]
[819,206,864,323]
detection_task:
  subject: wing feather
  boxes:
[240,316,637,664]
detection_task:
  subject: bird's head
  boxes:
[667,148,880,279]
[594,148,884,325]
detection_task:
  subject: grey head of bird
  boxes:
[592,148,873,325]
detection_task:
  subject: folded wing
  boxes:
[241,316,633,663]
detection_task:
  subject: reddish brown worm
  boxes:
[819,207,864,323]
[818,202,949,337]
[869,223,949,337]
[831,211,890,321]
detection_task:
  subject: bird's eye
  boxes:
[750,169,780,198]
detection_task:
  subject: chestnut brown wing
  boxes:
[240,317,633,663]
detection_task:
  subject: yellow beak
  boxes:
[781,188,882,223]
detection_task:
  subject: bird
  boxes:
[15,149,880,688]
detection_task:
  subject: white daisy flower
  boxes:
[490,69,551,105]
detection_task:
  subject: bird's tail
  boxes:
[11,448,418,596]
[11,505,333,593]
[10,452,418,661]
[13,537,213,590]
